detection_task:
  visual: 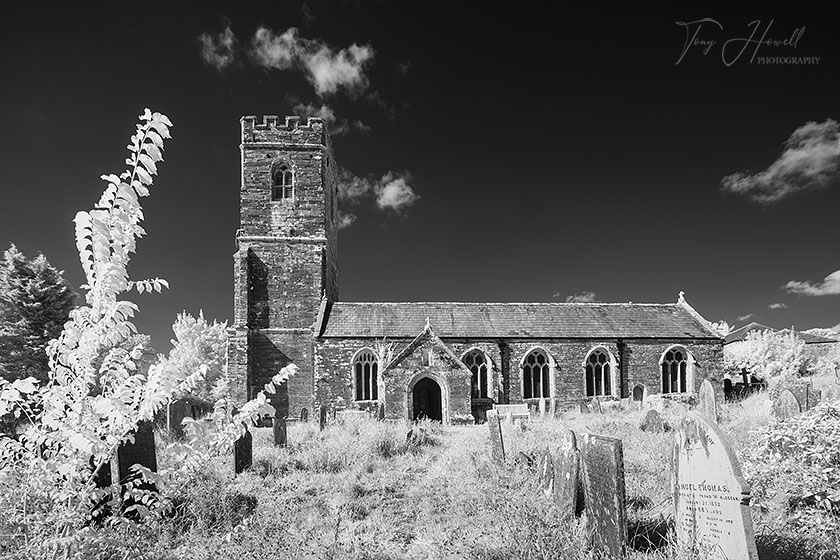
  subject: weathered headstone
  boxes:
[773,389,801,420]
[553,429,582,516]
[590,399,603,414]
[319,404,327,431]
[537,449,554,498]
[698,379,718,422]
[549,398,557,417]
[672,412,758,559]
[273,417,287,447]
[167,399,194,438]
[538,397,547,418]
[632,384,645,410]
[579,434,628,558]
[115,421,158,483]
[234,425,253,474]
[807,387,821,410]
[579,401,591,414]
[300,408,309,422]
[378,402,386,420]
[336,410,368,423]
[640,409,668,433]
[486,409,505,464]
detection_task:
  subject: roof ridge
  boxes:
[332,301,677,306]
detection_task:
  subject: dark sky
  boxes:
[2,3,839,351]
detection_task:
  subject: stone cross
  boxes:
[773,389,801,420]
[579,434,628,558]
[486,409,505,464]
[234,424,253,474]
[698,379,718,422]
[672,412,758,559]
[552,429,581,517]
[273,417,287,447]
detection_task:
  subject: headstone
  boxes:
[486,409,505,464]
[115,421,158,483]
[773,389,801,420]
[336,410,368,423]
[807,387,821,410]
[672,412,759,559]
[538,397,547,418]
[528,403,538,417]
[579,434,628,558]
[378,402,386,420]
[590,399,603,414]
[300,408,309,422]
[553,429,582,517]
[234,425,253,474]
[549,398,557,417]
[632,384,645,410]
[782,380,811,411]
[579,401,591,414]
[697,379,718,422]
[640,409,668,433]
[168,399,194,438]
[319,404,327,431]
[273,417,287,447]
[536,449,554,498]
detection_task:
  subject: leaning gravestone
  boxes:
[553,429,582,517]
[115,421,158,483]
[486,409,505,464]
[579,434,628,558]
[640,409,668,433]
[234,425,253,474]
[672,412,758,559]
[590,399,603,414]
[773,389,801,420]
[537,449,554,498]
[698,379,718,422]
[273,417,287,447]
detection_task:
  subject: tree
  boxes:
[725,328,806,396]
[0,245,76,383]
[159,310,228,403]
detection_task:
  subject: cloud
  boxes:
[784,269,840,296]
[737,313,755,322]
[721,119,840,204]
[560,291,599,303]
[337,212,357,229]
[198,26,237,70]
[336,169,420,227]
[250,27,374,97]
[768,302,788,309]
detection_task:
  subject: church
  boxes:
[226,115,724,424]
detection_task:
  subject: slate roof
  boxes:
[724,322,839,345]
[317,301,720,339]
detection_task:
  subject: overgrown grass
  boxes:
[7,395,840,559]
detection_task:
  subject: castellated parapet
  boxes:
[241,115,327,147]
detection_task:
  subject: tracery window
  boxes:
[661,347,688,393]
[272,164,294,200]
[522,349,551,399]
[353,349,378,401]
[464,349,489,399]
[585,348,613,397]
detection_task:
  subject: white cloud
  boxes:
[198,26,237,70]
[336,169,420,227]
[376,173,419,211]
[292,103,336,122]
[249,27,373,97]
[721,119,840,203]
[737,313,755,322]
[784,269,840,296]
[768,302,788,309]
[563,291,599,303]
[337,212,357,229]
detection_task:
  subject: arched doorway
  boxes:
[412,377,443,421]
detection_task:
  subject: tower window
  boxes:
[272,164,294,200]
[353,349,378,401]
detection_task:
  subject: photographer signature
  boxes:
[675,19,805,66]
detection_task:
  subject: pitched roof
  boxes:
[317,301,720,339]
[725,322,839,345]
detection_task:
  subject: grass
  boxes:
[5,392,838,559]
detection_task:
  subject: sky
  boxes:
[1,3,839,352]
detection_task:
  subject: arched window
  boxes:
[463,349,489,399]
[661,346,689,393]
[353,349,378,401]
[585,348,613,397]
[522,349,551,399]
[271,163,294,200]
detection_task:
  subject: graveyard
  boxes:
[106,373,838,560]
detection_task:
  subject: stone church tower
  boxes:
[227,115,338,419]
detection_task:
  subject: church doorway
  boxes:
[412,377,443,421]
